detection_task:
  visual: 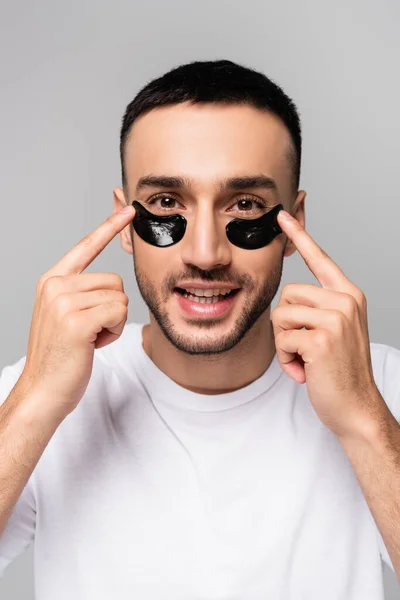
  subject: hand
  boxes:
[19,205,136,420]
[271,209,384,439]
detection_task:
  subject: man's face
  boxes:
[118,102,302,355]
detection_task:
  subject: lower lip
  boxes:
[174,289,240,318]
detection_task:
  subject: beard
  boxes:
[133,254,284,356]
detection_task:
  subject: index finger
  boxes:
[277,210,354,292]
[47,205,135,277]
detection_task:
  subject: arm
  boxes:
[338,398,400,581]
[271,212,400,578]
[0,208,135,539]
[0,379,63,537]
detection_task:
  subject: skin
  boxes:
[113,102,306,394]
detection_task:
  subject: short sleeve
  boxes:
[380,345,400,421]
[372,344,400,571]
[0,357,36,578]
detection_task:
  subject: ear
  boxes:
[113,187,134,255]
[283,190,306,258]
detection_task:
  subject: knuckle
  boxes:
[110,301,128,321]
[102,300,127,315]
[103,219,120,240]
[118,302,129,317]
[329,310,346,332]
[120,292,129,305]
[102,301,117,313]
[306,248,325,270]
[356,290,367,308]
[41,275,63,297]
[97,288,111,300]
[37,274,48,290]
[79,235,102,257]
[271,306,281,321]
[276,329,289,344]
[314,329,330,348]
[343,293,360,315]
[109,273,124,290]
[309,252,320,267]
[282,283,294,296]
[106,214,120,230]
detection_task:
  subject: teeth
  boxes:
[182,292,228,304]
[186,288,233,297]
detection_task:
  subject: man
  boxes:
[0,59,399,599]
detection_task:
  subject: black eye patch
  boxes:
[131,200,283,249]
[132,200,187,247]
[225,203,283,249]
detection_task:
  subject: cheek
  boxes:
[134,242,162,268]
[234,241,283,277]
[133,237,178,281]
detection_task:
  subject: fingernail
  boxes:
[279,210,292,220]
[119,205,133,214]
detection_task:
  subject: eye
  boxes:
[230,197,268,215]
[145,194,268,215]
[145,194,181,211]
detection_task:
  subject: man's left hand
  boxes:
[271,209,386,440]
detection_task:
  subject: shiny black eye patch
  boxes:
[131,200,283,250]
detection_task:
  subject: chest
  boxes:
[33,395,379,599]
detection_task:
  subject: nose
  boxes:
[179,205,232,271]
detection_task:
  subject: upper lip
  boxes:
[175,282,239,290]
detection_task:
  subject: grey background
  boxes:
[0,0,399,597]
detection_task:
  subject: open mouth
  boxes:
[174,287,240,304]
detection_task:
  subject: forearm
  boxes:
[338,398,400,580]
[0,380,62,536]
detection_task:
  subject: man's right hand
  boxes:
[18,204,136,420]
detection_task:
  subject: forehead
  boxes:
[124,102,293,194]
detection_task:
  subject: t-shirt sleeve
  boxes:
[0,358,36,579]
[373,344,400,572]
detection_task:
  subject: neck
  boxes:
[141,312,276,395]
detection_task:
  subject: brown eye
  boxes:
[147,195,179,210]
[233,197,266,213]
[159,197,176,209]
[238,199,255,211]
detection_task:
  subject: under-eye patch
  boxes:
[225,203,283,249]
[132,200,187,247]
[131,200,283,250]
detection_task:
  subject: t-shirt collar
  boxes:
[132,323,284,412]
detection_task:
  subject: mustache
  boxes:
[165,267,254,289]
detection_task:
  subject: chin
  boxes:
[155,312,254,356]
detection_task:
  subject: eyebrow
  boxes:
[135,174,279,195]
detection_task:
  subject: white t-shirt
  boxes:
[0,321,399,599]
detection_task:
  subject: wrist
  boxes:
[337,397,398,451]
[9,379,67,434]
